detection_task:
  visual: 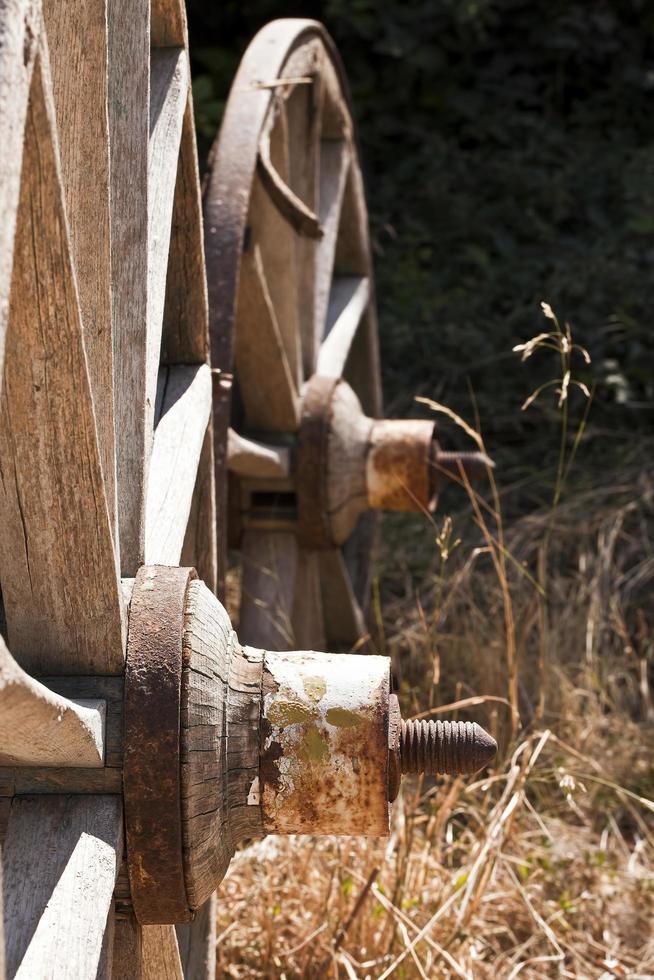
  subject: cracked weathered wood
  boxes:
[175,896,216,980]
[145,364,212,567]
[0,0,40,380]
[0,639,105,768]
[0,43,124,674]
[109,0,149,575]
[181,580,263,910]
[43,0,118,546]
[2,795,122,979]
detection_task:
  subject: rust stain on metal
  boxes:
[366,419,437,512]
[123,565,197,925]
[260,652,391,836]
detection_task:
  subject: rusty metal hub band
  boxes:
[296,375,342,549]
[124,564,197,925]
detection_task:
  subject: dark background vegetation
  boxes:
[188,0,654,519]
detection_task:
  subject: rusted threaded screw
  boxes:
[400,718,497,776]
[387,696,497,800]
[430,448,494,494]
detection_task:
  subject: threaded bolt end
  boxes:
[433,449,494,487]
[400,719,497,776]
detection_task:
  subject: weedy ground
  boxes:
[218,315,654,978]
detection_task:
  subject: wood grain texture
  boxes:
[284,59,323,378]
[0,47,124,675]
[180,422,218,596]
[314,139,351,351]
[234,243,299,432]
[175,895,216,980]
[2,795,122,979]
[112,916,142,980]
[227,429,291,480]
[255,108,302,388]
[317,275,369,377]
[239,530,298,649]
[181,581,263,909]
[109,0,149,575]
[318,549,367,649]
[0,638,105,768]
[43,0,118,546]
[142,926,183,980]
[0,0,40,380]
[334,163,383,418]
[145,364,212,566]
[161,97,208,366]
[325,381,373,546]
[112,917,183,980]
[291,550,327,651]
[150,0,187,46]
[147,46,188,407]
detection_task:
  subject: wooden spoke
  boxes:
[161,98,208,366]
[314,139,351,349]
[0,45,124,675]
[109,0,149,575]
[262,102,304,386]
[292,550,327,651]
[151,0,187,47]
[318,550,367,648]
[2,795,122,979]
[239,531,298,648]
[148,46,189,382]
[145,363,212,567]
[175,895,217,980]
[256,113,321,241]
[227,430,291,480]
[317,275,370,377]
[44,0,118,543]
[113,916,183,980]
[141,926,183,980]
[0,0,41,377]
[334,156,370,277]
[180,423,218,595]
[249,170,303,391]
[234,243,299,432]
[0,638,105,768]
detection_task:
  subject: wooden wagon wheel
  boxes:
[204,19,491,653]
[0,6,495,978]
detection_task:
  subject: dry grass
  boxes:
[217,312,653,976]
[217,466,654,978]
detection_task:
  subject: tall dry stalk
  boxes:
[513,301,593,719]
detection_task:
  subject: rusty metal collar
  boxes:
[124,565,197,925]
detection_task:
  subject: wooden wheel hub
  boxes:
[122,566,395,922]
[297,375,438,549]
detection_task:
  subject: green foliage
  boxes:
[188,0,654,494]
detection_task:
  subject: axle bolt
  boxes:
[388,695,497,801]
[430,446,494,494]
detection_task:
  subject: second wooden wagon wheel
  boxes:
[204,19,491,653]
[0,4,495,978]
